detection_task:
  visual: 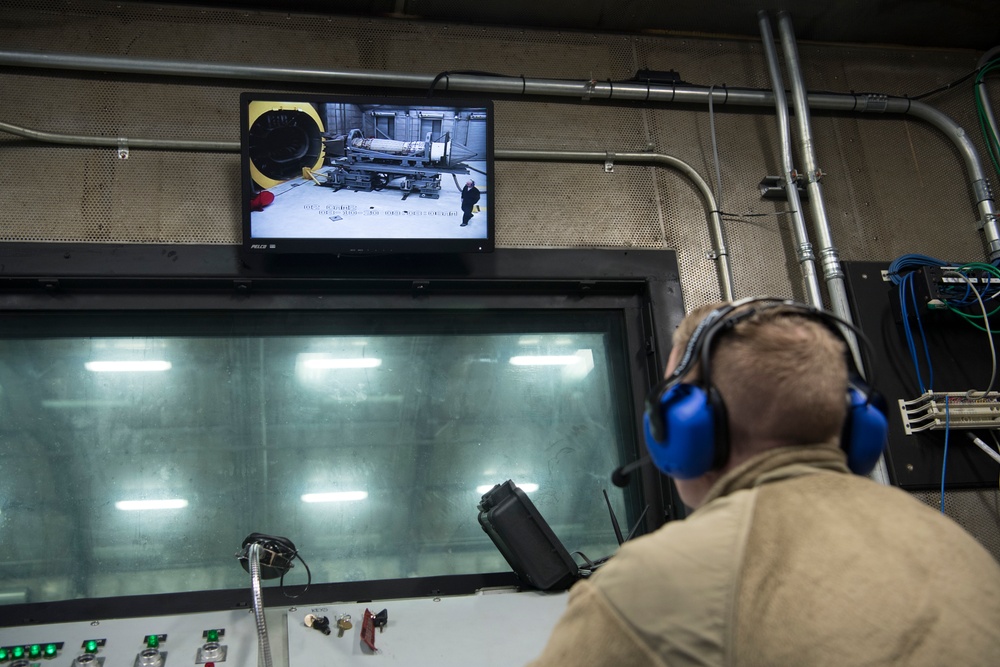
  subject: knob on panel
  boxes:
[136,647,164,667]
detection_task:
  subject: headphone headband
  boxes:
[667,297,878,389]
[643,297,888,479]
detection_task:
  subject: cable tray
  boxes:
[898,391,1000,434]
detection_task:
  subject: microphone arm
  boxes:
[611,455,652,487]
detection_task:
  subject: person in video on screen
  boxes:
[460,179,480,227]
[525,298,1000,667]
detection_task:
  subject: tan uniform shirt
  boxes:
[526,445,1000,666]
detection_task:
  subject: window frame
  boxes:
[0,245,686,625]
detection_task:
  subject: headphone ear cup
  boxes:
[643,383,718,479]
[842,387,889,475]
[706,385,731,470]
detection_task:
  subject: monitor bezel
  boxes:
[239,91,495,257]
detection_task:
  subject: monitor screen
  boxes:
[240,93,494,256]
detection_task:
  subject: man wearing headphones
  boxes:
[526,298,1000,666]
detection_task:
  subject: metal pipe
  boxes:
[0,50,929,108]
[904,100,1000,260]
[757,12,823,306]
[775,12,855,329]
[976,46,1000,169]
[0,116,736,298]
[0,119,236,151]
[0,48,996,261]
[975,46,1000,260]
[497,150,734,300]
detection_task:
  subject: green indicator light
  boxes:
[85,640,98,653]
[146,636,159,649]
[29,645,41,658]
[0,647,9,660]
[44,644,57,657]
[12,646,24,659]
[207,630,219,642]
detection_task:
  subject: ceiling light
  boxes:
[115,499,188,511]
[42,399,131,409]
[509,355,580,366]
[86,360,172,372]
[301,491,369,503]
[301,358,381,369]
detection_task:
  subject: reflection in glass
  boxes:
[0,311,638,605]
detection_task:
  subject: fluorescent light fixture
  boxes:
[295,353,382,386]
[115,499,188,511]
[477,483,538,494]
[42,399,132,409]
[509,355,581,366]
[301,357,382,369]
[86,360,172,372]
[92,340,166,350]
[301,491,369,503]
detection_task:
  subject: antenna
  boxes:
[602,490,651,546]
[602,489,625,546]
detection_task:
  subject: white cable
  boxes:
[944,270,997,396]
[968,433,1000,465]
[249,543,274,667]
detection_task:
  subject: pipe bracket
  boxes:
[116,137,129,160]
[604,153,615,173]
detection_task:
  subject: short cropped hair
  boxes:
[671,301,849,451]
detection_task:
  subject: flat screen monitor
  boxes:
[240,92,494,256]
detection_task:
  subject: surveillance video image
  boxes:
[244,99,491,244]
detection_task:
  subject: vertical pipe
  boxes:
[776,14,890,484]
[975,46,1000,261]
[775,14,855,323]
[757,11,823,306]
[976,47,1000,158]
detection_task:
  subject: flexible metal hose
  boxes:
[248,543,274,667]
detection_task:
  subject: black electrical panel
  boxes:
[845,261,1000,490]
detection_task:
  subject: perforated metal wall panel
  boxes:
[914,488,1000,559]
[1,0,998,559]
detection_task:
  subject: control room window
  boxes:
[0,308,641,604]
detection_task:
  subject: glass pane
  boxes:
[0,310,638,605]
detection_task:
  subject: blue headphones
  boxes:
[643,297,889,479]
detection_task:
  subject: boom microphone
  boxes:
[611,456,652,487]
